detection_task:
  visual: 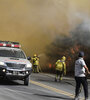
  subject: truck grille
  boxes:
[6,63,25,69]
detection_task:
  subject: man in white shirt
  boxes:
[74,51,90,100]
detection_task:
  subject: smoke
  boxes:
[45,20,90,73]
[68,0,90,30]
[68,11,90,47]
[45,0,90,73]
[67,0,90,47]
[71,13,90,32]
[81,17,90,32]
[0,0,90,71]
[0,0,69,57]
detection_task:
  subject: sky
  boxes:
[0,0,90,57]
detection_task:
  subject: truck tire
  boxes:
[24,76,29,86]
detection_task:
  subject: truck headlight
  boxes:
[26,63,32,68]
[0,62,6,66]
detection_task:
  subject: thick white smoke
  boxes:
[68,0,90,32]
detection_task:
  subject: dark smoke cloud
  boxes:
[45,11,90,72]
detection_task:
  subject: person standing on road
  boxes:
[74,51,90,100]
[32,54,39,73]
[55,56,66,82]
[61,56,66,78]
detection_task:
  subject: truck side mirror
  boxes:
[27,56,31,60]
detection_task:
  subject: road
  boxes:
[0,73,90,100]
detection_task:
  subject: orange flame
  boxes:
[49,64,52,68]
[74,45,79,52]
[71,48,75,54]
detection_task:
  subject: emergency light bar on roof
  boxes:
[0,41,21,48]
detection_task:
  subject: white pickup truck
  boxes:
[0,41,32,86]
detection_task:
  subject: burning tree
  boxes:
[45,22,90,75]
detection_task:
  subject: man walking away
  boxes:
[55,56,66,82]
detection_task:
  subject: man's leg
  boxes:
[34,65,37,73]
[81,77,88,99]
[36,66,39,73]
[55,70,59,82]
[59,71,63,81]
[33,65,35,73]
[75,77,81,98]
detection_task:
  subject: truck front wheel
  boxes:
[24,76,29,86]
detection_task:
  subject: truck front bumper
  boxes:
[0,67,32,80]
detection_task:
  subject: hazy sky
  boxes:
[0,0,90,56]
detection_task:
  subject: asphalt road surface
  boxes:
[0,73,90,100]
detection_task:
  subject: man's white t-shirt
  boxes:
[75,57,86,77]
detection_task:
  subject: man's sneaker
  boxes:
[85,98,88,100]
[74,97,79,100]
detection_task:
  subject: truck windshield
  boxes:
[0,49,26,59]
